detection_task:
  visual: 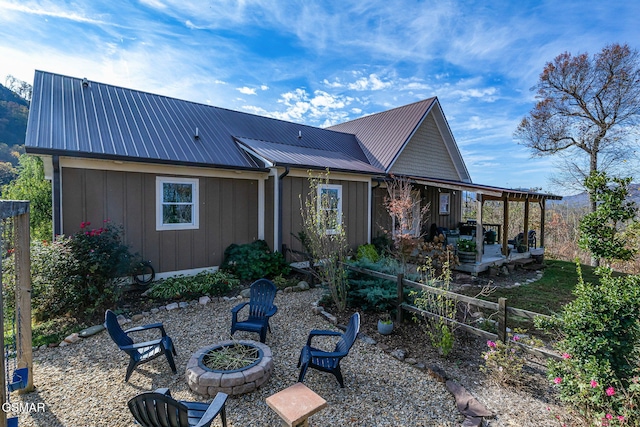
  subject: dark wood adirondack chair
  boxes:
[230,278,278,343]
[104,309,177,381]
[128,388,228,427]
[297,312,360,388]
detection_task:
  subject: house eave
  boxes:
[24,147,270,173]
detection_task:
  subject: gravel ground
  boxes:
[11,289,463,427]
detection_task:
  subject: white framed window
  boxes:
[156,177,199,231]
[318,184,342,235]
[439,193,450,215]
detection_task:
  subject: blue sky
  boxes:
[1,0,639,195]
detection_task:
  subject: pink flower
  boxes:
[512,335,520,342]
[561,353,571,359]
[606,387,615,396]
[590,380,598,388]
[554,377,562,384]
[487,340,496,348]
[618,416,625,422]
[605,414,613,420]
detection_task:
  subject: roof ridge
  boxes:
[329,97,437,127]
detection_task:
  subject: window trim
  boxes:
[156,176,200,231]
[318,184,343,235]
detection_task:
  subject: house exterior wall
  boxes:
[389,113,460,181]
[280,176,369,254]
[371,184,462,239]
[61,167,259,273]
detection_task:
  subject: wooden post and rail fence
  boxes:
[344,263,562,361]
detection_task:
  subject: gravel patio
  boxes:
[12,289,463,427]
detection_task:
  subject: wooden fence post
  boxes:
[15,212,33,392]
[498,297,507,342]
[396,273,404,323]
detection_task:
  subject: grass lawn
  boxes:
[458,259,603,316]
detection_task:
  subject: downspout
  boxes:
[52,155,62,238]
[277,166,290,252]
[370,179,381,243]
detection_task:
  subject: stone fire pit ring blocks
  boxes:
[186,340,273,397]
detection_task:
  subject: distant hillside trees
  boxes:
[0,75,29,166]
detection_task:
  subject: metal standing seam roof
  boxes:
[327,98,437,170]
[25,71,379,173]
[234,137,384,174]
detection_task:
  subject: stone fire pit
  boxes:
[186,340,273,396]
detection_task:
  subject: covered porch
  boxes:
[412,177,562,274]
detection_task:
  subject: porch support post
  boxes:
[502,196,509,256]
[539,199,546,248]
[258,177,265,240]
[271,168,280,251]
[475,193,483,263]
[367,180,372,244]
[52,155,62,237]
[523,196,530,250]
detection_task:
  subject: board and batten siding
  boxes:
[389,113,461,181]
[371,185,462,237]
[280,176,369,254]
[61,167,259,273]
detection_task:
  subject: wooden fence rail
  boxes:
[344,263,562,361]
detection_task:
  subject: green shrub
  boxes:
[356,243,380,262]
[3,222,137,321]
[221,240,290,281]
[346,257,412,313]
[538,264,640,424]
[148,270,240,299]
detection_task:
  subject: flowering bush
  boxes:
[18,221,136,321]
[480,332,541,386]
[540,263,640,425]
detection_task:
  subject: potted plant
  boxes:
[484,230,497,245]
[457,239,477,263]
[377,313,394,335]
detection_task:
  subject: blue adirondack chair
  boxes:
[128,388,228,427]
[230,278,278,343]
[104,310,177,382]
[297,312,360,388]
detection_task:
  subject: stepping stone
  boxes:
[78,324,105,338]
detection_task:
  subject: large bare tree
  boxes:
[515,43,640,206]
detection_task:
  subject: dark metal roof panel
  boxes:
[26,71,373,172]
[327,98,436,170]
[235,137,384,174]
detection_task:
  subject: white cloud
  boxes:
[0,1,122,27]
[347,73,392,91]
[450,87,498,102]
[260,85,269,91]
[323,78,343,88]
[236,86,257,95]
